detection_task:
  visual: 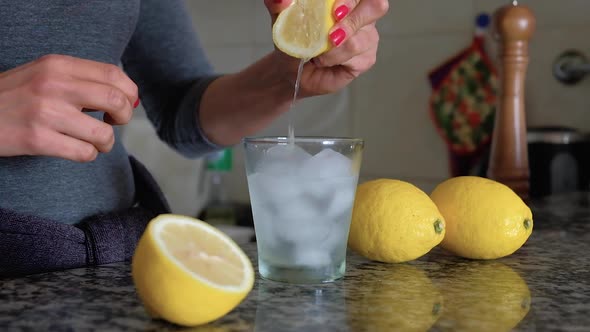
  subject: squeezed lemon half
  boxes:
[272,0,337,59]
[131,214,254,327]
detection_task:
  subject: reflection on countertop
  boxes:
[1,193,590,331]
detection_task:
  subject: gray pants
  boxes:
[0,156,171,278]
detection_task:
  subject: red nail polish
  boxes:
[273,0,282,3]
[334,5,349,21]
[330,28,346,46]
[133,98,140,108]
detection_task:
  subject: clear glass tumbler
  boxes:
[243,136,364,283]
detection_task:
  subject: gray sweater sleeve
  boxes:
[121,0,223,158]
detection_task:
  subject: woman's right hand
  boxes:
[0,54,138,162]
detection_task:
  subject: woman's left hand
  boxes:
[264,0,389,97]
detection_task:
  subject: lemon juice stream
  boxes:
[245,62,362,283]
[287,58,306,145]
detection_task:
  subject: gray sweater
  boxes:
[0,0,221,224]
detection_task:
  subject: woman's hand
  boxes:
[196,0,388,147]
[264,0,389,97]
[0,55,138,162]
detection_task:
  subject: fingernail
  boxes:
[133,98,140,108]
[273,0,282,3]
[330,28,346,46]
[334,5,349,21]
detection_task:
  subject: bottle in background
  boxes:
[200,148,236,225]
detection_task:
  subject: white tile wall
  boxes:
[124,0,590,208]
[184,1,257,46]
[475,0,590,29]
[379,0,474,37]
[351,33,469,181]
[525,26,590,129]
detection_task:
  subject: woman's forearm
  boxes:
[198,52,294,146]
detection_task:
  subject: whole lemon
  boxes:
[348,179,445,263]
[430,176,533,259]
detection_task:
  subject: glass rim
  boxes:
[243,136,364,145]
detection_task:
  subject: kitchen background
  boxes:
[122,0,590,217]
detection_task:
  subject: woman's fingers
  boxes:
[341,45,378,75]
[40,55,139,107]
[50,107,116,153]
[62,79,133,126]
[329,0,389,47]
[314,24,378,67]
[25,128,99,163]
[333,0,361,21]
[11,54,138,124]
[0,54,139,162]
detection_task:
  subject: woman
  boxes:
[0,0,388,277]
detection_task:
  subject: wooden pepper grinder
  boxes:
[487,1,536,200]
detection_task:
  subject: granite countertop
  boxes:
[2,193,590,331]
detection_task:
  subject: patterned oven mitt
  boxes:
[428,14,498,177]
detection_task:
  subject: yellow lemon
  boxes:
[131,214,255,327]
[347,264,443,331]
[272,0,336,59]
[437,262,531,331]
[348,179,446,263]
[430,176,533,259]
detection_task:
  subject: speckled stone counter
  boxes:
[1,193,590,331]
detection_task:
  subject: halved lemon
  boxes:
[131,214,254,327]
[272,0,337,59]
